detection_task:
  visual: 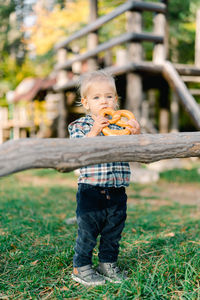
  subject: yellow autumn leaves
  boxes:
[25,0,89,55]
[23,0,126,56]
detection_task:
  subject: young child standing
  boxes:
[68,70,140,286]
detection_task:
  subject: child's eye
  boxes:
[93,96,99,100]
[107,95,114,99]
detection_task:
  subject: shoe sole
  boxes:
[101,275,122,284]
[71,274,105,286]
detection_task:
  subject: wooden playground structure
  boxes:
[1,0,200,144]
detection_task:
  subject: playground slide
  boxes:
[162,61,200,130]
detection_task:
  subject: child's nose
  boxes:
[101,97,109,102]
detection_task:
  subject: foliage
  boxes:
[168,0,200,63]
[25,0,89,55]
[0,0,54,106]
[160,167,200,183]
[0,55,52,106]
[0,0,18,54]
[23,0,200,64]
[0,168,199,298]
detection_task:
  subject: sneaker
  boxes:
[72,264,105,286]
[96,262,127,283]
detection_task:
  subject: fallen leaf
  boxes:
[10,243,17,250]
[30,260,39,266]
[61,286,69,291]
[164,232,175,237]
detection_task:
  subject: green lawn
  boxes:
[0,167,200,299]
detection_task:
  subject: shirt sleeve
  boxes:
[68,122,86,139]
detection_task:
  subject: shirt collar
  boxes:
[84,114,94,125]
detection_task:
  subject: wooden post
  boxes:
[170,92,179,132]
[56,48,69,137]
[140,98,149,130]
[158,81,169,133]
[116,49,127,66]
[153,4,169,132]
[104,50,113,67]
[195,9,200,68]
[0,108,8,144]
[57,92,68,138]
[148,89,156,125]
[153,2,167,63]
[87,0,98,71]
[126,6,143,120]
[56,49,69,86]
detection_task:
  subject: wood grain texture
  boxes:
[0,132,200,177]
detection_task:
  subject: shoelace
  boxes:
[80,266,98,279]
[107,263,121,275]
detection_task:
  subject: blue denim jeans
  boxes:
[73,183,127,267]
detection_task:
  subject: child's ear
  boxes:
[81,98,89,110]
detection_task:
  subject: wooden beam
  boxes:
[181,76,200,83]
[54,0,166,50]
[53,62,200,92]
[174,64,200,76]
[162,61,200,129]
[54,32,164,71]
[0,132,200,177]
[189,89,200,96]
[53,62,162,92]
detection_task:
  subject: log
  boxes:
[0,132,200,177]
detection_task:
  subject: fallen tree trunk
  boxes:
[0,133,200,177]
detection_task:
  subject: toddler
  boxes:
[68,70,140,286]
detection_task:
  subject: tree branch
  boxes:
[0,132,200,177]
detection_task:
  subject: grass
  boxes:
[160,168,200,183]
[0,167,200,299]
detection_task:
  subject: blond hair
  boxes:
[79,70,117,99]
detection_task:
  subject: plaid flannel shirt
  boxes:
[68,114,131,187]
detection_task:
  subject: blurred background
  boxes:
[0,0,200,143]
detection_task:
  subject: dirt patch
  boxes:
[15,173,78,189]
[16,173,200,207]
[127,181,200,206]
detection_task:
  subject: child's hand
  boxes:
[87,115,109,137]
[127,119,141,135]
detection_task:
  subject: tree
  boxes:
[0,0,52,105]
[168,0,200,63]
[24,0,89,56]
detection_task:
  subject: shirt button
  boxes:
[100,190,106,194]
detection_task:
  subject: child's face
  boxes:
[81,80,117,116]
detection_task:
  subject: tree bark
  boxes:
[0,133,200,177]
